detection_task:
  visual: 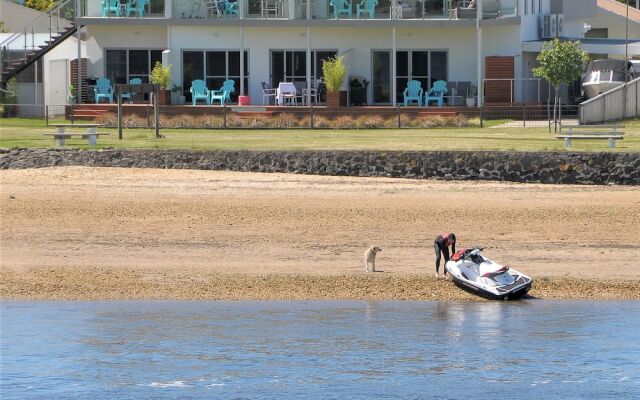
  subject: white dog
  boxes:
[364,246,382,272]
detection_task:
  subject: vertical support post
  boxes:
[117,85,123,139]
[306,26,311,106]
[310,104,314,129]
[392,26,396,107]
[46,105,49,126]
[476,0,483,106]
[154,85,160,138]
[306,0,312,105]
[240,26,245,97]
[510,79,513,104]
[223,104,227,129]
[397,106,401,128]
[523,104,526,128]
[146,104,150,128]
[34,53,38,107]
[480,105,484,128]
[634,80,640,118]
[77,0,82,104]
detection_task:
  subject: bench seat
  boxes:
[557,125,625,149]
[43,132,111,146]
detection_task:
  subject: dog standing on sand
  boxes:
[364,246,382,272]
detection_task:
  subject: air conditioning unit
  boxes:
[555,13,564,37]
[539,15,553,39]
[550,13,558,37]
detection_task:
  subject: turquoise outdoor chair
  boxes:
[120,78,141,103]
[425,80,448,107]
[94,78,114,104]
[101,0,120,16]
[330,0,352,19]
[190,80,211,106]
[223,0,238,15]
[356,0,377,18]
[127,0,148,16]
[210,80,235,105]
[403,80,423,107]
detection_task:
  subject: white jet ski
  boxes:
[445,247,532,300]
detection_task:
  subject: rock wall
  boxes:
[1,148,639,185]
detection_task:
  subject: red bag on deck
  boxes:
[451,249,467,262]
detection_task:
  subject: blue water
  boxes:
[1,301,639,399]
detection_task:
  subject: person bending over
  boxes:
[434,232,456,278]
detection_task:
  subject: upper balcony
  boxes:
[80,0,519,23]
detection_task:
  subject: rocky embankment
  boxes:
[1,148,639,184]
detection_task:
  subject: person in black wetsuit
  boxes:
[434,232,456,278]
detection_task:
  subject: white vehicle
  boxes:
[445,247,532,300]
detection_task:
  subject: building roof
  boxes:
[523,37,640,56]
[598,0,640,23]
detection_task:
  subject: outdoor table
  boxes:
[276,82,297,105]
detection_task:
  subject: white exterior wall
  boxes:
[85,25,168,78]
[43,35,86,107]
[520,0,544,42]
[168,24,521,104]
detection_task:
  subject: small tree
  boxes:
[150,62,172,90]
[25,0,55,11]
[322,56,346,92]
[532,39,587,130]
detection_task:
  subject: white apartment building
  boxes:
[68,0,640,104]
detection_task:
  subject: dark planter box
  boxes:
[158,89,171,106]
[326,90,347,107]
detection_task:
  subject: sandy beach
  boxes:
[1,167,639,300]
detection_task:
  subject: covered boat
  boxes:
[582,59,632,99]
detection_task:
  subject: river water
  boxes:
[1,301,639,399]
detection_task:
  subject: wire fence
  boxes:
[0,103,579,131]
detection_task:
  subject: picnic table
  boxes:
[44,124,109,146]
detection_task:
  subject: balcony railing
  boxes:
[81,0,517,19]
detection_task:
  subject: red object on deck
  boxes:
[238,95,250,106]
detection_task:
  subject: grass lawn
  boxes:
[1,120,639,152]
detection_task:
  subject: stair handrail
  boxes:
[0,0,76,51]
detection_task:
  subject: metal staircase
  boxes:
[0,0,77,86]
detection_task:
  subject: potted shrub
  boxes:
[68,84,77,104]
[150,61,172,105]
[172,84,185,105]
[322,55,347,107]
[465,85,477,107]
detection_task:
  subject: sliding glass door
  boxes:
[182,50,249,102]
[105,49,163,84]
[270,50,337,89]
[372,51,391,103]
[372,49,448,104]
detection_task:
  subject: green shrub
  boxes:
[322,56,346,92]
[150,62,172,90]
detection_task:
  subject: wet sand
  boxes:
[1,167,639,300]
